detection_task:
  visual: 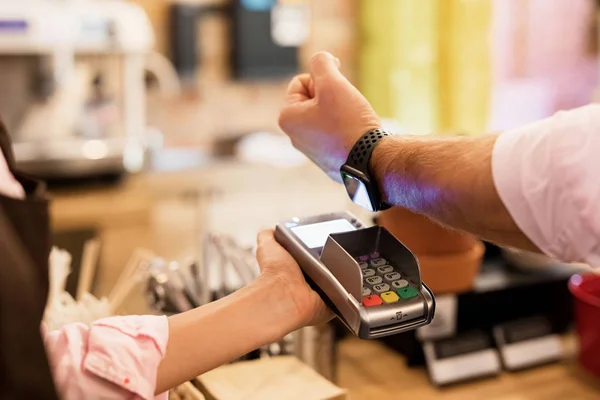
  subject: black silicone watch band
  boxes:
[344,128,392,211]
[345,128,392,172]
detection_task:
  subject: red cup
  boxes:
[569,273,600,378]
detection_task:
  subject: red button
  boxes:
[362,295,382,307]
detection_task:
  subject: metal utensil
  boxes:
[148,258,193,313]
[169,261,201,308]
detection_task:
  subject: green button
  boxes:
[397,286,418,299]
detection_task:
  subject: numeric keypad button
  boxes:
[373,283,391,293]
[377,265,394,274]
[370,258,388,268]
[365,276,383,285]
[363,268,375,278]
[391,279,408,289]
[384,272,401,281]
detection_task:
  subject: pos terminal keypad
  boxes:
[360,252,418,307]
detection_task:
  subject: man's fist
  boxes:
[278,52,381,182]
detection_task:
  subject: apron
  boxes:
[0,120,60,399]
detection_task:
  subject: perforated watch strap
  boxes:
[346,128,392,172]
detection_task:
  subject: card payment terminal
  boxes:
[275,212,435,339]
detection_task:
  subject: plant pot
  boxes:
[378,207,484,294]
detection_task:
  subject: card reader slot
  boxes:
[366,285,435,339]
[368,317,430,338]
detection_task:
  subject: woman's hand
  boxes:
[255,229,333,327]
[157,229,333,393]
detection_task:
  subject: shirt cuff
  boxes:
[492,120,551,254]
[83,315,169,400]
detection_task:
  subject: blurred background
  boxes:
[2,0,600,399]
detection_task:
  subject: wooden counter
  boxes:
[338,336,600,400]
[49,162,600,399]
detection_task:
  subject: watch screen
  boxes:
[291,219,356,248]
[342,173,375,212]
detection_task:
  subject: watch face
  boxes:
[342,173,375,212]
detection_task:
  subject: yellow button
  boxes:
[380,291,399,304]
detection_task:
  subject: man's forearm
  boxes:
[155,278,300,394]
[370,134,538,251]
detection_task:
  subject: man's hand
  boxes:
[278,51,381,182]
[255,229,332,327]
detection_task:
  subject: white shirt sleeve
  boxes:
[492,104,600,266]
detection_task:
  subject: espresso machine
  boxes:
[0,0,154,178]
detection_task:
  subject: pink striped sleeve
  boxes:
[44,315,169,400]
[492,104,600,267]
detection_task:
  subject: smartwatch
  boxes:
[340,128,392,212]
